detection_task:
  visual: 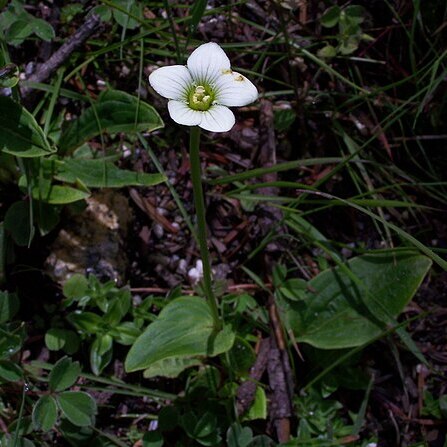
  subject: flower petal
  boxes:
[214,71,258,107]
[149,65,192,100]
[167,100,202,126]
[187,42,231,83]
[199,105,235,133]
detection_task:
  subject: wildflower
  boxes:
[149,42,258,132]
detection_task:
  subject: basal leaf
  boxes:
[280,251,432,349]
[125,297,235,372]
[55,158,165,188]
[0,97,53,157]
[59,89,164,154]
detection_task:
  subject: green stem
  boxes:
[189,126,221,330]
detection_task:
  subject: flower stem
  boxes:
[189,126,221,331]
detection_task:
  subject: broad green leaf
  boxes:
[0,359,22,382]
[320,6,341,27]
[29,182,90,204]
[0,97,53,157]
[125,297,235,372]
[111,0,141,29]
[49,356,81,391]
[92,5,112,21]
[5,20,34,45]
[143,357,202,379]
[45,328,68,351]
[59,90,164,154]
[63,274,89,301]
[32,395,58,432]
[0,291,19,323]
[280,252,432,349]
[90,334,113,376]
[344,5,366,24]
[55,158,165,188]
[57,391,97,427]
[4,201,32,246]
[0,63,19,88]
[31,18,55,41]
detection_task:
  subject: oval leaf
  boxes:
[320,5,341,27]
[32,395,58,432]
[281,252,432,349]
[0,97,53,157]
[49,356,81,392]
[125,297,235,372]
[57,391,96,427]
[59,90,164,154]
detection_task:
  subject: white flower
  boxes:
[188,260,204,285]
[149,42,258,132]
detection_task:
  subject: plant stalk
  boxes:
[189,126,221,330]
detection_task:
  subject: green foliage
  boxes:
[125,296,236,373]
[278,251,431,349]
[49,357,81,392]
[0,97,54,158]
[0,1,444,445]
[318,4,373,58]
[51,274,140,375]
[0,0,55,46]
[32,395,58,432]
[92,0,143,29]
[56,391,97,427]
[58,90,164,154]
[54,158,165,188]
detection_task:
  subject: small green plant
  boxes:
[32,357,96,431]
[46,274,142,375]
[0,0,55,46]
[318,4,374,58]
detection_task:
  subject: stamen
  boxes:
[188,85,214,111]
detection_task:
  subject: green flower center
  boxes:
[188,84,215,111]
